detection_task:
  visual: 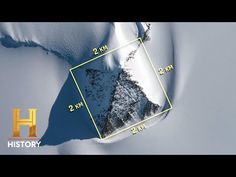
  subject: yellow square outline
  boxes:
[69,38,173,140]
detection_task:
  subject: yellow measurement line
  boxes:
[70,38,140,71]
[102,107,172,140]
[70,70,102,139]
[139,38,173,110]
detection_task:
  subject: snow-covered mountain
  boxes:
[74,38,162,138]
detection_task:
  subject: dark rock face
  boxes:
[85,68,119,130]
[86,69,159,137]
